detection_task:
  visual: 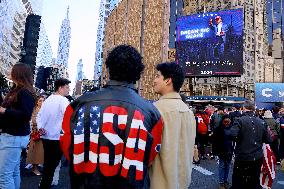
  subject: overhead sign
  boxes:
[255,83,284,102]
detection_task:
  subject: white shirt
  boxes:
[216,23,223,36]
[37,94,70,140]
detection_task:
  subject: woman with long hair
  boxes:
[0,63,36,189]
[26,96,45,176]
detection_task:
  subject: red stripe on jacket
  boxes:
[149,118,163,165]
[60,105,74,161]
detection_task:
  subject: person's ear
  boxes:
[165,78,172,85]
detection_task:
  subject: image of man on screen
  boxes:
[209,16,231,60]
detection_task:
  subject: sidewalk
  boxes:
[20,157,70,189]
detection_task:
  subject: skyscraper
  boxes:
[94,0,120,82]
[267,0,283,43]
[56,6,71,68]
[266,0,284,81]
[76,58,84,81]
[36,24,53,67]
[0,0,43,76]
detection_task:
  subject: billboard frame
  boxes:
[175,8,244,78]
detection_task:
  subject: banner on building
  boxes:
[255,83,284,102]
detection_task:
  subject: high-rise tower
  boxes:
[56,6,71,68]
[94,0,120,83]
[76,59,84,81]
[0,0,44,76]
[267,0,283,43]
[266,0,284,82]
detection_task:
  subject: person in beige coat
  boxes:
[26,96,45,175]
[150,62,196,189]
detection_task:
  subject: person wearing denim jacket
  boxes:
[212,114,234,189]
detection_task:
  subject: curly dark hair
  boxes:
[105,45,144,83]
[156,62,185,92]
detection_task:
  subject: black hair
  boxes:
[243,101,255,111]
[54,78,71,92]
[105,45,144,83]
[156,62,185,92]
[272,106,280,114]
[221,114,230,121]
[221,114,231,127]
[233,104,241,110]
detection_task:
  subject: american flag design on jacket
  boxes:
[72,105,101,173]
[60,103,163,186]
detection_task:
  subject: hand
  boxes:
[38,128,46,136]
[0,106,6,114]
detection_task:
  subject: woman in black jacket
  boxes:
[212,115,234,189]
[0,63,36,189]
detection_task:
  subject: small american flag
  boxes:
[260,144,276,189]
[73,105,101,173]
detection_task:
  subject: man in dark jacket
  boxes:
[210,107,224,131]
[212,115,234,189]
[60,45,163,189]
[227,101,271,189]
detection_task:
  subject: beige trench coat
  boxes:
[150,92,196,189]
[26,108,44,164]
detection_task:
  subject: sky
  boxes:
[42,0,100,89]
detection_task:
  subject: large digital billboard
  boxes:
[176,8,243,77]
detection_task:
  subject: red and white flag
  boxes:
[260,144,276,189]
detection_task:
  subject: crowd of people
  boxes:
[193,102,284,189]
[0,44,283,189]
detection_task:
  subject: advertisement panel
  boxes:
[176,8,243,77]
[255,83,284,102]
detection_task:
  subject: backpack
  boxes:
[197,114,208,135]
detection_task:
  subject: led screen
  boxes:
[176,8,243,77]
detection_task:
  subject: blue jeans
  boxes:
[0,133,29,189]
[218,157,231,184]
